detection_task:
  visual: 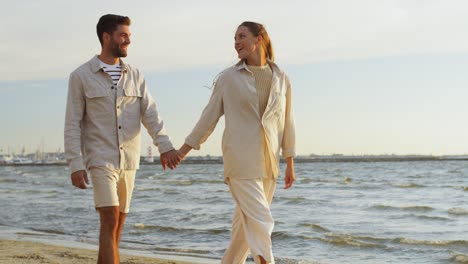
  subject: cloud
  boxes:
[1,0,468,81]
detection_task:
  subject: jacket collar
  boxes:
[235,59,281,74]
[90,55,129,73]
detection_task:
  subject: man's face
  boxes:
[106,25,131,57]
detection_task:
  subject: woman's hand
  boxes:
[284,157,296,189]
[160,149,181,170]
[178,143,193,160]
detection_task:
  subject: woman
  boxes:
[178,21,296,264]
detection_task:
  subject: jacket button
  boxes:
[118,126,122,129]
[111,86,114,89]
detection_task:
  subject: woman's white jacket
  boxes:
[185,60,296,179]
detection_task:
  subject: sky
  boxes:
[1,0,468,156]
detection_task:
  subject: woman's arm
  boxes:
[282,75,296,190]
[183,74,225,156]
[281,75,296,158]
[178,143,193,159]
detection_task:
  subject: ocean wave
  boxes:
[0,178,17,183]
[450,251,468,264]
[283,196,306,201]
[163,189,180,195]
[341,177,352,183]
[402,206,434,212]
[347,234,391,244]
[271,231,384,249]
[20,172,44,178]
[391,183,425,188]
[10,189,60,195]
[299,178,314,184]
[320,233,384,248]
[448,207,468,216]
[133,223,229,235]
[2,189,21,193]
[191,179,225,184]
[298,223,330,233]
[30,228,67,235]
[371,204,434,212]
[299,178,335,184]
[153,246,211,255]
[134,187,161,191]
[170,180,193,186]
[272,230,295,240]
[271,231,314,241]
[395,238,468,247]
[192,196,226,204]
[274,257,320,264]
[410,214,452,221]
[283,196,307,205]
[64,207,88,213]
[319,233,468,249]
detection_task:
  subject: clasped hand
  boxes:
[160,149,183,170]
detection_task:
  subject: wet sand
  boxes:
[0,239,196,264]
[0,225,217,264]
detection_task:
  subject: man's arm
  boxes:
[138,76,179,169]
[64,72,88,188]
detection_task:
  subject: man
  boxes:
[64,14,180,264]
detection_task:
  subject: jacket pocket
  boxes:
[84,88,113,118]
[124,85,142,97]
[122,84,142,119]
[85,88,110,98]
[269,91,285,115]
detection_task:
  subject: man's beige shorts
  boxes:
[89,167,136,213]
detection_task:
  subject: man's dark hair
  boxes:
[96,14,131,46]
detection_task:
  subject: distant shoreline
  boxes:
[1,156,467,166]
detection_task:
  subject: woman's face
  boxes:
[234,26,260,60]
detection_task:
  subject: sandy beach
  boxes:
[0,225,217,264]
[0,238,189,264]
[0,239,199,264]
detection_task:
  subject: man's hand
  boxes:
[160,149,182,170]
[71,170,89,189]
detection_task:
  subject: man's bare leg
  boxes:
[116,212,127,245]
[97,206,120,264]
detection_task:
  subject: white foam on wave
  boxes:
[450,251,468,263]
[448,207,468,216]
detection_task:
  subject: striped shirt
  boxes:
[99,60,122,86]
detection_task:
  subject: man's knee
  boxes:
[98,206,120,230]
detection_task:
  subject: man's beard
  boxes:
[110,41,127,57]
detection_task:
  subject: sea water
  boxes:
[0,161,467,263]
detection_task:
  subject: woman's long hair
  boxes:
[239,21,274,62]
[208,22,275,90]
